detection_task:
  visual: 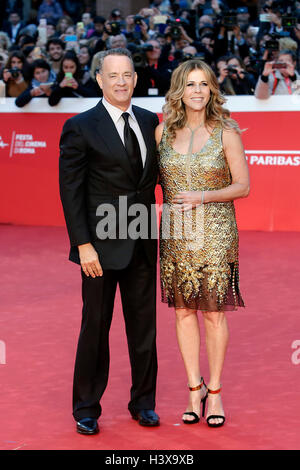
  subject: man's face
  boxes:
[110,35,126,49]
[146,41,161,61]
[94,22,104,33]
[96,55,137,111]
[48,43,64,61]
[82,13,91,26]
[10,13,20,25]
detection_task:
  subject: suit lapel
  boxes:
[93,101,136,184]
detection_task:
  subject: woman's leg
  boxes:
[202,310,229,425]
[175,308,206,421]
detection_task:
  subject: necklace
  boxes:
[185,122,205,155]
[185,122,205,133]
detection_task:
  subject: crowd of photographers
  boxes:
[0,0,299,107]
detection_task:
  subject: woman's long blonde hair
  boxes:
[163,59,241,142]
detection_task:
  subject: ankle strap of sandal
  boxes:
[207,385,222,394]
[188,377,206,391]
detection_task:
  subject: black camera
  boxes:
[223,9,238,28]
[9,67,21,79]
[127,43,153,68]
[134,15,144,26]
[166,19,182,40]
[107,21,121,36]
[227,65,238,76]
[174,50,205,63]
[173,50,193,63]
[281,15,297,28]
[265,33,280,51]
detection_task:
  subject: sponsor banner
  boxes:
[0,105,299,230]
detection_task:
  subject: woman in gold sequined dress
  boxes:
[155,60,250,427]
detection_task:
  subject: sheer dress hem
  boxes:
[160,261,245,312]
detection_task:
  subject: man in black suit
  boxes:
[59,48,160,435]
[3,10,24,43]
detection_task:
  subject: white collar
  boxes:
[102,97,136,124]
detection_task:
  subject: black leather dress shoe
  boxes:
[130,409,160,427]
[76,418,99,435]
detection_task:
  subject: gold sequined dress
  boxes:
[158,124,245,311]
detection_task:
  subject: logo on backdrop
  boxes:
[9,133,47,156]
[0,136,9,149]
[245,150,300,166]
[0,133,47,157]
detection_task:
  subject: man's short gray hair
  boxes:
[95,48,134,75]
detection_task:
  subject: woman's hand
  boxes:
[30,86,44,96]
[172,191,205,211]
[69,77,79,89]
[59,77,78,88]
[59,77,70,88]
[39,83,52,95]
[2,69,11,82]
[237,67,246,79]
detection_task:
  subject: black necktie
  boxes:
[122,112,143,183]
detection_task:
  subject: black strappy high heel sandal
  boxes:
[182,377,208,424]
[204,385,226,428]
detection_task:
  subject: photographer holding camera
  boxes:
[123,14,150,42]
[2,50,28,97]
[133,38,172,97]
[217,55,255,95]
[255,49,299,98]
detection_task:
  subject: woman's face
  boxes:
[34,67,49,83]
[182,68,211,113]
[11,56,23,69]
[78,47,89,65]
[62,59,77,75]
[59,19,69,32]
[26,51,35,63]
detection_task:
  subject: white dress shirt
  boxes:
[102,97,147,167]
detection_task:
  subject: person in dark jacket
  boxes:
[219,55,256,95]
[15,59,56,107]
[133,39,172,97]
[48,51,98,106]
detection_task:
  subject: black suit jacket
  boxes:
[59,100,159,269]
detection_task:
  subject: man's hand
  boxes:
[78,243,103,278]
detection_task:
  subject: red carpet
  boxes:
[0,225,299,450]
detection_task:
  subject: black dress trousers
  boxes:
[72,240,157,420]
